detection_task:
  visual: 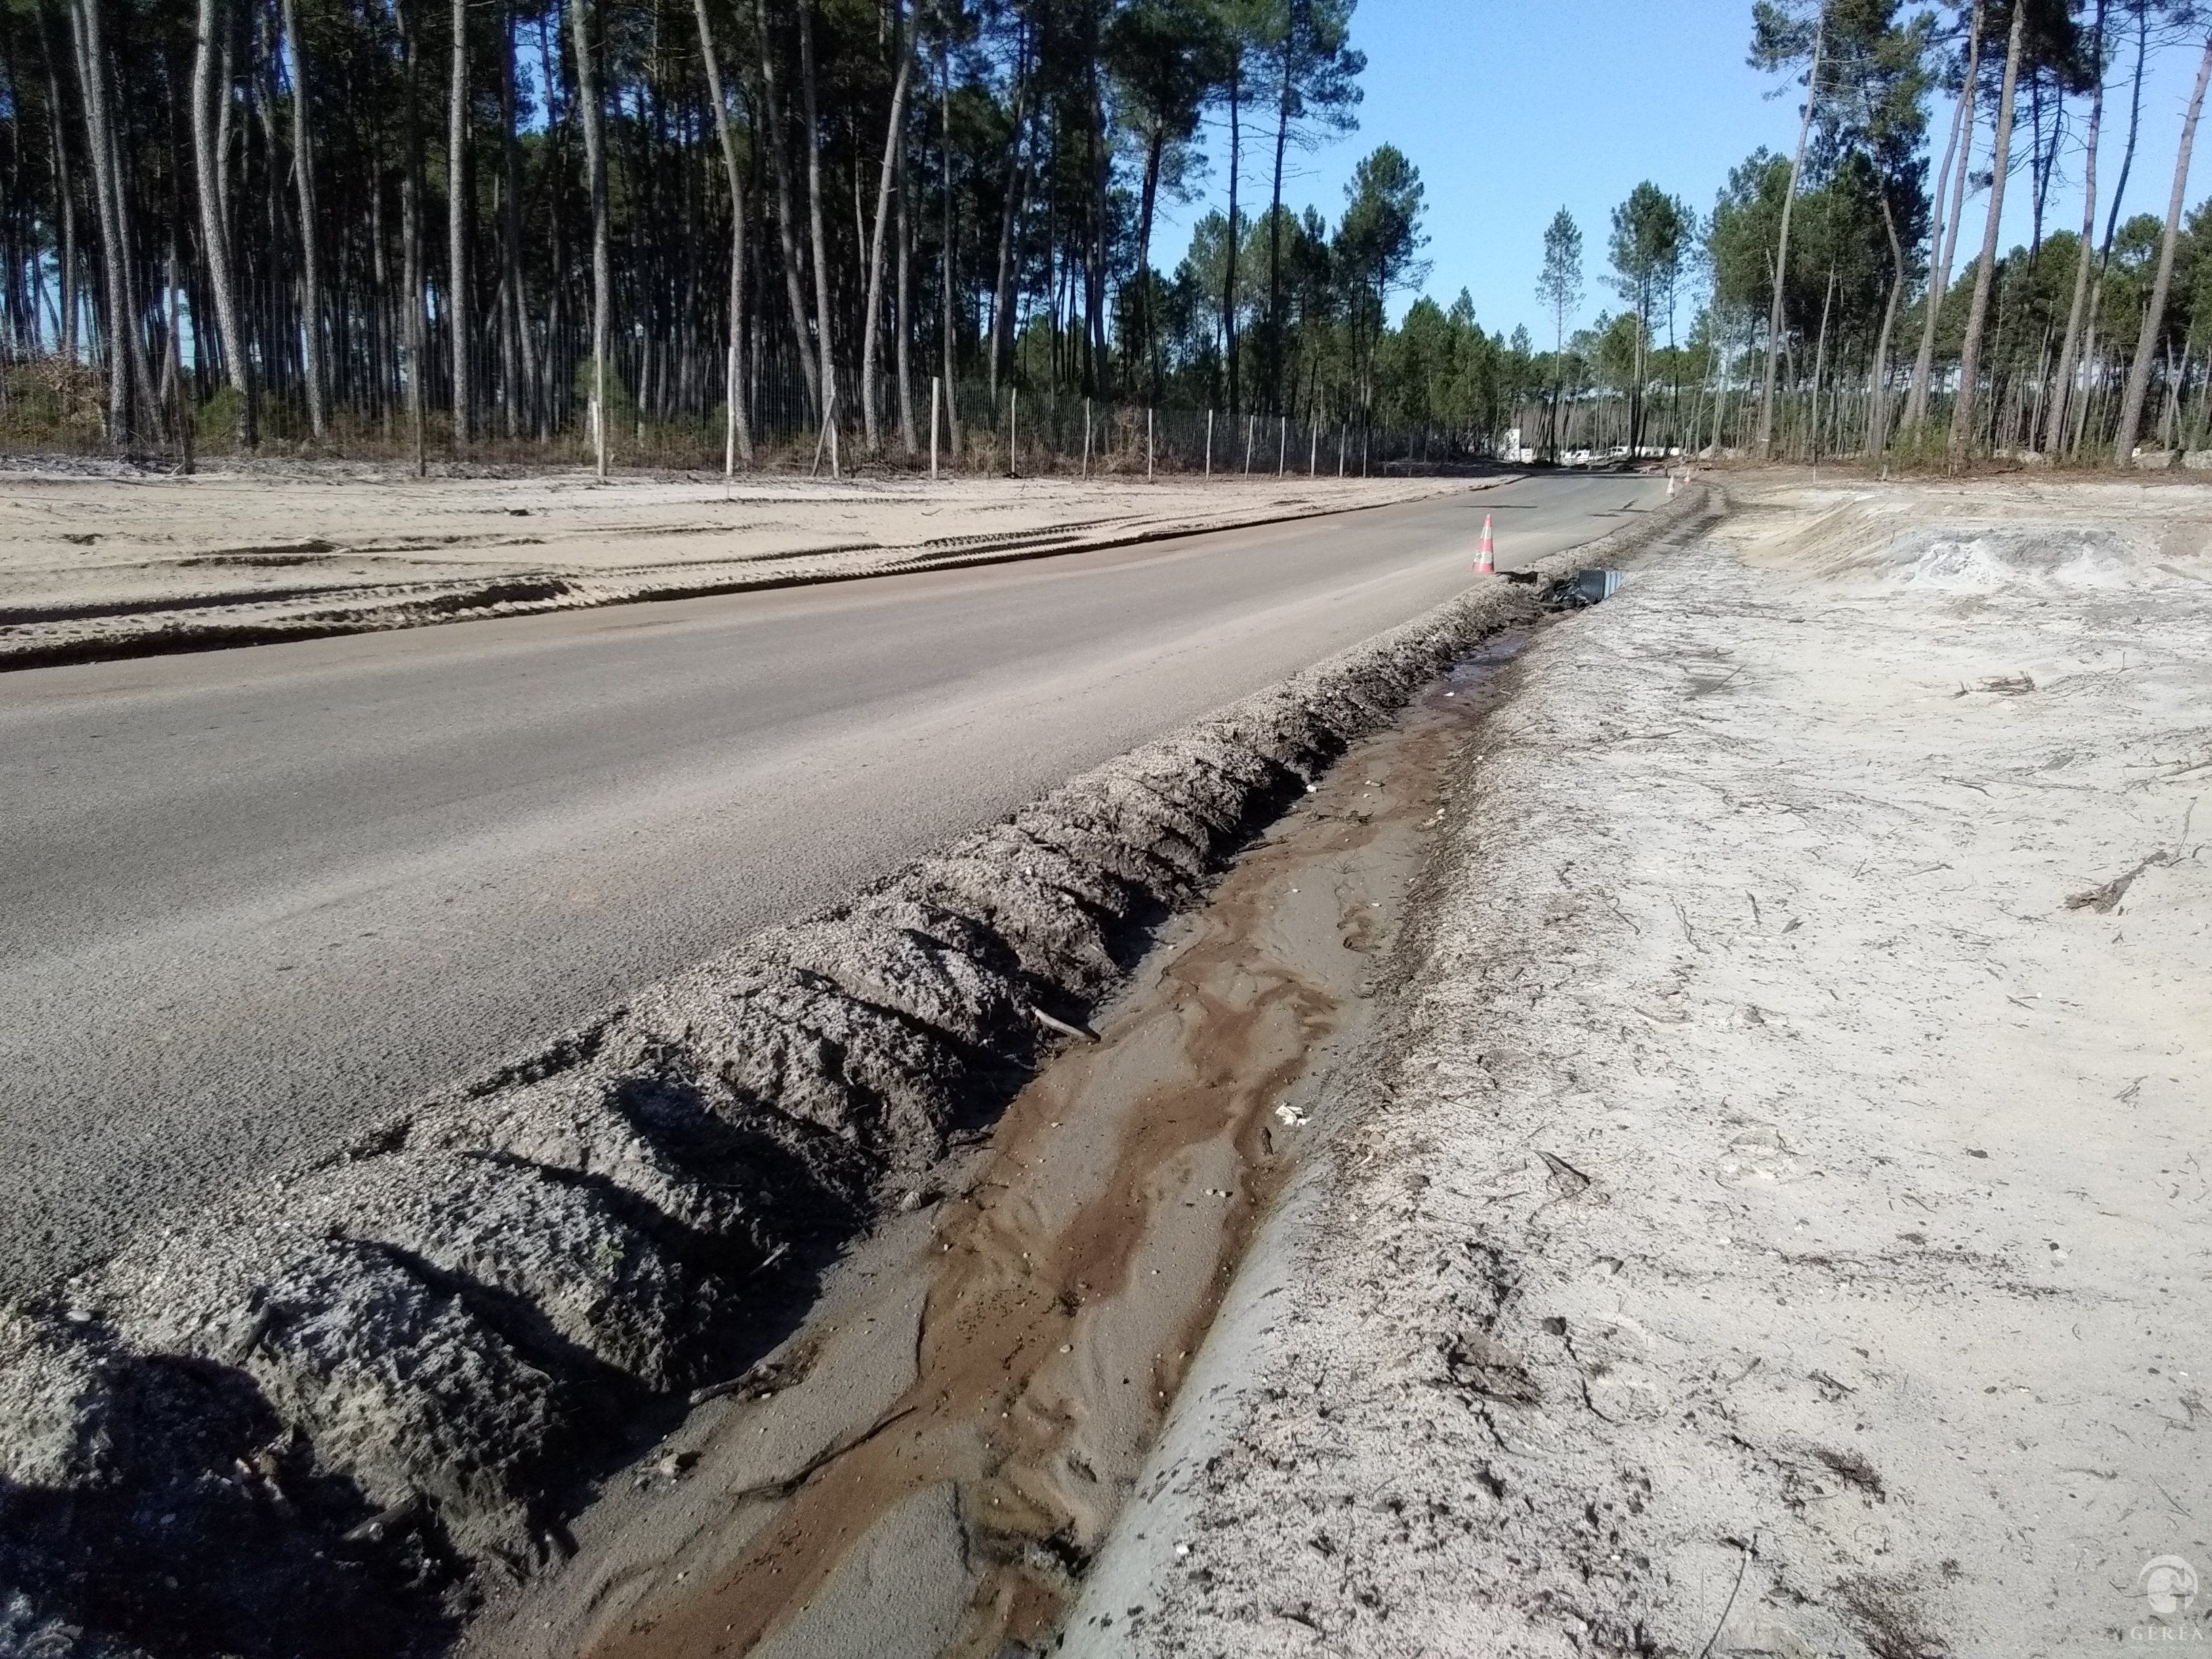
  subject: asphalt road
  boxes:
[0,472,1662,1296]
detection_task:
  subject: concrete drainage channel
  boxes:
[0,488,1708,1659]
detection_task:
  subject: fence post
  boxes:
[1147,407,1154,477]
[1206,408,1214,476]
[1009,385,1018,478]
[1244,413,1254,474]
[1277,415,1286,476]
[930,376,941,480]
[1309,426,1317,476]
[1338,423,1345,477]
[1083,399,1091,476]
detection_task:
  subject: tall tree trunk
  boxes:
[501,0,534,437]
[754,0,818,416]
[395,0,426,473]
[569,0,608,476]
[1757,2,1823,459]
[2100,1,2150,263]
[75,0,155,445]
[1947,0,2027,470]
[895,118,916,453]
[797,0,834,456]
[1135,125,1162,399]
[447,0,469,445]
[1808,265,1835,462]
[2046,0,2106,453]
[861,0,912,454]
[986,26,1029,407]
[213,29,234,253]
[1086,54,1107,400]
[158,80,190,443]
[937,27,959,458]
[2112,28,2212,466]
[39,3,79,365]
[2026,69,2054,264]
[692,0,752,465]
[538,7,564,435]
[1629,285,1647,456]
[279,0,325,436]
[2035,77,2066,256]
[2073,3,2151,457]
[190,0,253,442]
[1906,3,1980,432]
[371,122,393,434]
[1866,187,1907,453]
[1222,47,1241,417]
[1266,32,1292,414]
[167,250,193,466]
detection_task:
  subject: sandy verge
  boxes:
[1070,476,2212,1654]
[0,469,1488,668]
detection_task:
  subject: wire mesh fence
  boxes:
[1,325,1509,478]
[743,377,1503,481]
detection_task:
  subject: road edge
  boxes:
[0,475,1522,673]
[1057,483,1732,1654]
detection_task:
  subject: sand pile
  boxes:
[1740,477,2212,596]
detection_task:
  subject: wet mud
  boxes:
[479,640,1528,1659]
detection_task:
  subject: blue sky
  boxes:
[1148,0,2212,342]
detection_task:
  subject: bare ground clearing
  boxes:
[0,468,1483,667]
[1068,475,2212,1656]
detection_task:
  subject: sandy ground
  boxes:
[1067,476,2212,1655]
[0,468,1477,665]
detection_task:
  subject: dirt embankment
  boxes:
[1073,476,2212,1656]
[0,469,1489,669]
[0,484,1713,1659]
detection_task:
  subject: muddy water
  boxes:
[474,641,1523,1659]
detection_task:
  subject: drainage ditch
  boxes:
[468,634,1532,1659]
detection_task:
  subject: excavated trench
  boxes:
[0,486,1706,1659]
[468,636,1530,1659]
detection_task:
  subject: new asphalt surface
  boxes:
[0,472,1662,1296]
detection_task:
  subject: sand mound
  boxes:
[1868,523,2166,592]
[1738,486,2208,596]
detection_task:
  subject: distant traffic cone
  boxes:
[1474,512,1496,575]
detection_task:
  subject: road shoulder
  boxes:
[0,470,1502,670]
[1068,478,2212,1656]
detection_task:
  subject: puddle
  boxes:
[469,637,1532,1659]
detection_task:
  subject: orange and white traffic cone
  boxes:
[1474,513,1496,575]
